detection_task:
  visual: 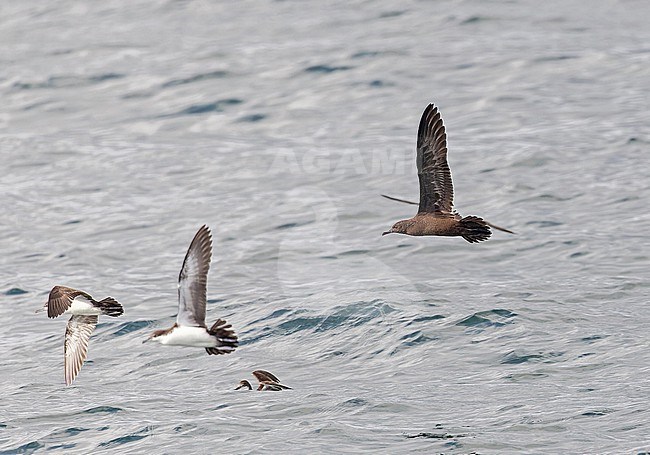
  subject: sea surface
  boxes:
[1,1,649,453]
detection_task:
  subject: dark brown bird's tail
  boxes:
[460,216,492,243]
[96,297,124,317]
[205,318,238,355]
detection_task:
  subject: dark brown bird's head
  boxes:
[382,219,414,236]
[235,380,253,390]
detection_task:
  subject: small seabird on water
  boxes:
[382,103,514,243]
[235,370,292,391]
[144,225,238,355]
[37,286,124,386]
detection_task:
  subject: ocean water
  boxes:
[1,0,649,453]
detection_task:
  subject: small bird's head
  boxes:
[235,380,253,390]
[382,220,413,236]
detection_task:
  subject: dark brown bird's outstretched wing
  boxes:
[253,370,281,384]
[177,225,212,328]
[416,103,454,214]
[48,286,92,319]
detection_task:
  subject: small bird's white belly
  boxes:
[160,326,216,347]
[65,297,102,316]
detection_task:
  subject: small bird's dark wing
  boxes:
[177,225,212,328]
[48,286,92,319]
[253,370,281,384]
[261,382,292,391]
[416,103,454,214]
[64,315,98,386]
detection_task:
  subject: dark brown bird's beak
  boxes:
[382,230,392,236]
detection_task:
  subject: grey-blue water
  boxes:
[1,1,649,453]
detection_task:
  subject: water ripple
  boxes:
[167,98,243,117]
[304,65,353,74]
[98,427,154,448]
[456,308,517,328]
[161,71,229,88]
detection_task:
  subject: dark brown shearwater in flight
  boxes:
[382,103,514,243]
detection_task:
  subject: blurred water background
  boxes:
[1,0,649,453]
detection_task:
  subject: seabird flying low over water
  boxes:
[382,103,514,243]
[235,370,292,391]
[38,286,124,386]
[144,225,238,355]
